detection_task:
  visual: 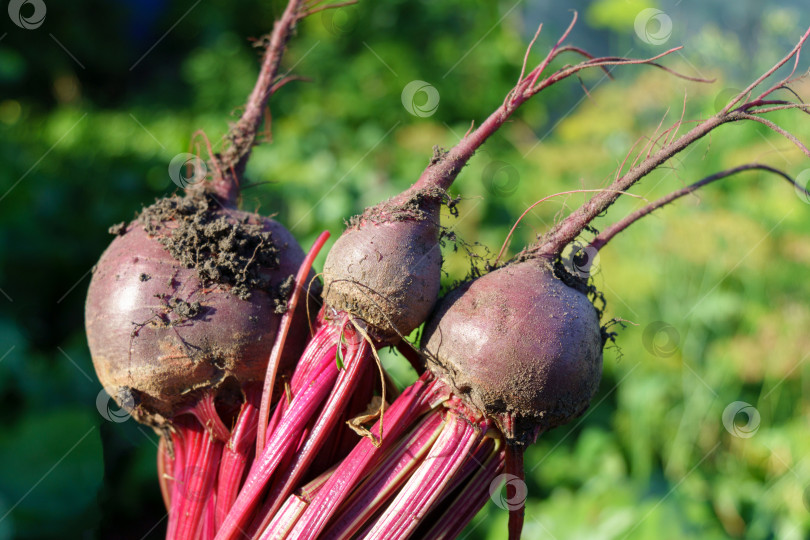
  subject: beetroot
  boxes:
[85,193,309,426]
[322,188,444,342]
[422,259,603,446]
[85,1,323,536]
[415,256,604,539]
[86,0,315,430]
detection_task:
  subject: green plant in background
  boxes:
[0,0,809,538]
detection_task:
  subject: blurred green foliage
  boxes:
[1,0,808,538]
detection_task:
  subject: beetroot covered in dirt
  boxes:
[85,193,311,426]
[322,187,445,343]
[422,259,603,446]
[85,0,318,432]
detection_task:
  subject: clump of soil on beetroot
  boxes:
[108,222,126,236]
[273,274,295,314]
[137,193,281,300]
[159,295,203,322]
[345,187,447,229]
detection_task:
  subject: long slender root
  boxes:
[588,164,807,252]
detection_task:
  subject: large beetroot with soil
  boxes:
[85,1,325,535]
[422,259,603,446]
[86,193,309,426]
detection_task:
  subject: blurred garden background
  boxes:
[1,0,809,538]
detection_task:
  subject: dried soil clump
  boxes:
[138,194,280,300]
[345,187,447,229]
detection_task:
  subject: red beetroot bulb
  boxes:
[421,259,603,446]
[321,188,445,344]
[85,193,312,426]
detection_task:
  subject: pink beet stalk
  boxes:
[257,466,336,540]
[166,414,225,540]
[281,373,449,539]
[321,412,447,538]
[248,326,373,534]
[428,435,499,510]
[358,411,485,539]
[214,343,340,539]
[256,231,331,453]
[200,496,216,540]
[423,440,505,539]
[214,386,261,527]
[157,436,173,511]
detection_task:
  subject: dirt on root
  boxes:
[137,194,279,300]
[512,247,614,348]
[273,274,295,314]
[345,186,453,229]
[108,222,127,236]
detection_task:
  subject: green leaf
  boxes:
[336,326,346,370]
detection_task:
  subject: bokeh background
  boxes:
[1,0,809,538]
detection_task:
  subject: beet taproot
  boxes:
[322,188,444,343]
[85,193,311,426]
[422,259,603,446]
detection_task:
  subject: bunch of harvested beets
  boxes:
[84,2,809,538]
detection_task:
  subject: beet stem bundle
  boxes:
[84,0,810,537]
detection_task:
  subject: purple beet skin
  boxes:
[86,195,311,426]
